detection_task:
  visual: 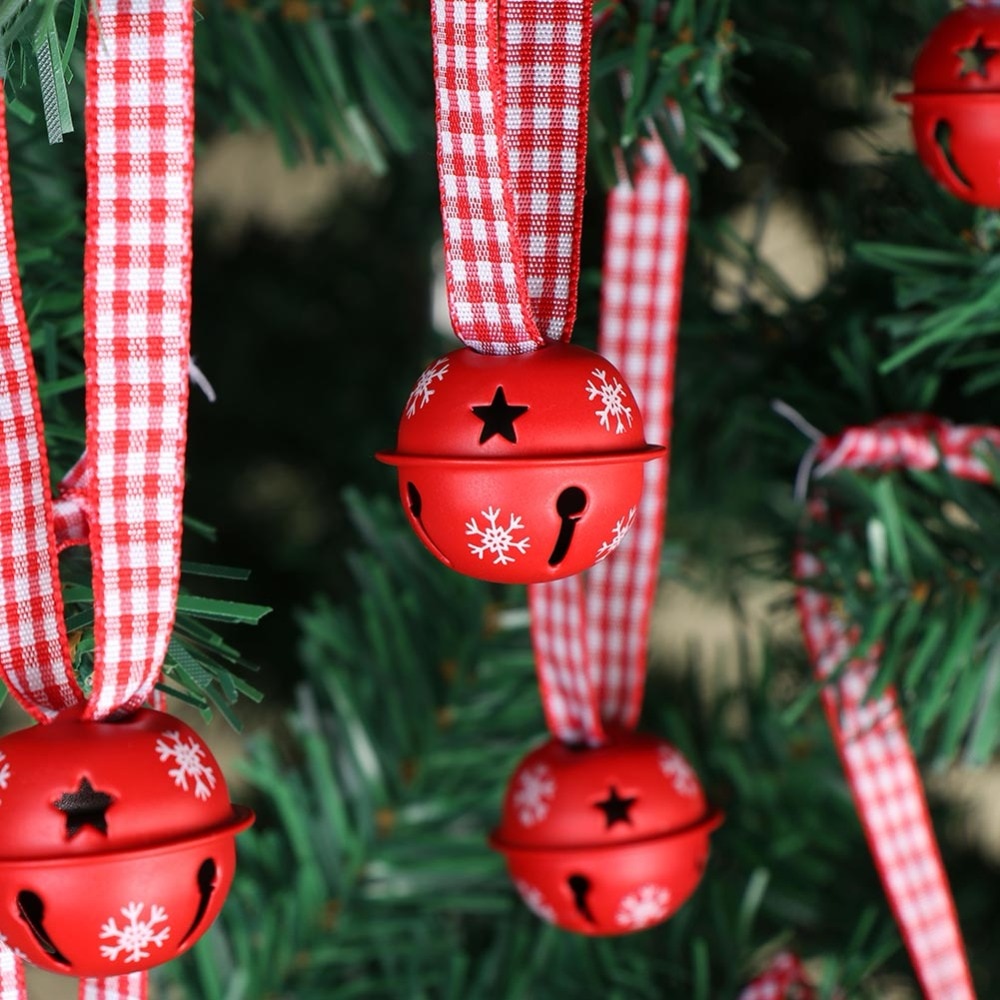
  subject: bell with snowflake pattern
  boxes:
[0,708,253,976]
[490,731,721,935]
[377,343,665,584]
[897,3,1000,206]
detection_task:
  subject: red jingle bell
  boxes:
[489,732,721,935]
[897,4,1000,206]
[377,344,665,584]
[0,708,253,977]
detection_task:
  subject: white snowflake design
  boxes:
[405,358,450,418]
[466,507,530,566]
[512,763,556,826]
[595,507,637,562]
[615,884,672,930]
[658,746,700,797]
[0,751,11,805]
[99,902,171,964]
[155,731,217,801]
[514,880,557,924]
[586,368,634,434]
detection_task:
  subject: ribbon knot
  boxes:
[52,457,91,551]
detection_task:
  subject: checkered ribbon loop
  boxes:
[796,414,985,1000]
[529,139,689,744]
[0,0,192,993]
[0,0,192,724]
[81,0,193,721]
[738,952,816,1000]
[813,413,1000,484]
[431,0,592,354]
[0,102,78,722]
[0,0,192,723]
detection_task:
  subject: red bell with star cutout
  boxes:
[0,708,252,977]
[377,344,665,584]
[897,4,1000,206]
[489,732,721,935]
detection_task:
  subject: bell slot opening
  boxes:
[405,482,452,566]
[933,118,973,191]
[179,858,218,947]
[16,891,71,966]
[567,873,596,924]
[548,487,587,567]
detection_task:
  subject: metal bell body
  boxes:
[897,6,1000,207]
[378,343,665,584]
[0,708,252,976]
[490,732,721,935]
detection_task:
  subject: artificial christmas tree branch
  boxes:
[3,0,750,184]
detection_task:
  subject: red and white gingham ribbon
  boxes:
[0,950,22,1000]
[796,414,988,1000]
[0,0,193,995]
[529,139,689,743]
[738,952,816,1000]
[77,975,146,1000]
[431,0,592,354]
[80,0,192,721]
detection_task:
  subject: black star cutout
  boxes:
[958,34,1000,80]
[53,777,113,838]
[594,786,637,830]
[471,386,528,445]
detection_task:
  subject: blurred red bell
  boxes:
[377,343,665,584]
[897,5,1000,206]
[490,731,721,935]
[0,708,252,976]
